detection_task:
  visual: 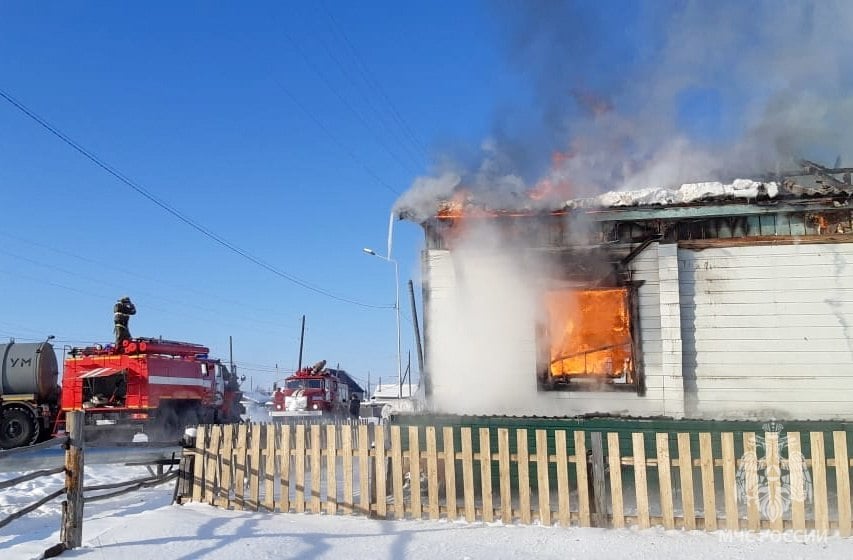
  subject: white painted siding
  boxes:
[423,244,669,417]
[424,238,853,420]
[679,243,853,420]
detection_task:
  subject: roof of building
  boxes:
[371,383,415,400]
[569,165,853,210]
[330,368,365,395]
[401,162,853,224]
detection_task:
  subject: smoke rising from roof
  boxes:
[397,0,853,220]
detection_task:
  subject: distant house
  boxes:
[370,383,417,413]
[403,164,853,421]
[331,368,366,401]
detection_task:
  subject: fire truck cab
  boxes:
[270,360,350,418]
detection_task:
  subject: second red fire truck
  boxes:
[269,360,361,419]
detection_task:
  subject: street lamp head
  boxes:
[362,245,401,397]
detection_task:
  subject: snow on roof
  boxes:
[578,179,779,208]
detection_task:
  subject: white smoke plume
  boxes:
[397,0,853,220]
[425,219,553,414]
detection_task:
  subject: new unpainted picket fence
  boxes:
[179,423,853,535]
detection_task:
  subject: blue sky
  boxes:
[0,1,531,392]
[2,1,844,393]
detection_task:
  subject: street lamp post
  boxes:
[363,247,403,400]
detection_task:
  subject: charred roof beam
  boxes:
[800,159,852,188]
[620,234,664,267]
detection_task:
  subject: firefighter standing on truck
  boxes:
[114,296,136,347]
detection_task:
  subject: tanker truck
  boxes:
[0,340,61,449]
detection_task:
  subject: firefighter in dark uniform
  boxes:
[113,296,136,348]
[349,392,361,418]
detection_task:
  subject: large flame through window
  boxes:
[545,287,634,380]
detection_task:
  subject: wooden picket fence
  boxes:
[179,423,853,535]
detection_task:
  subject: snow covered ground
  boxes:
[2,464,853,560]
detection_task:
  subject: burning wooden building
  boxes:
[404,163,853,421]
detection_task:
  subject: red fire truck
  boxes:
[269,360,355,419]
[61,337,244,438]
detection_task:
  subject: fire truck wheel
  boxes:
[0,405,40,449]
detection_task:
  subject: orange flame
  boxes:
[436,188,502,220]
[546,288,633,378]
[815,214,829,234]
[529,151,574,201]
[436,190,469,218]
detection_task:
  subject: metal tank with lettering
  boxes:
[0,340,60,449]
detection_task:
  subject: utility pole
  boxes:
[297,315,306,371]
[408,279,424,375]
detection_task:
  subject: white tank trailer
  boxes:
[0,341,60,449]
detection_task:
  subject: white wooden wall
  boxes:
[679,243,853,420]
[423,239,853,420]
[422,244,674,417]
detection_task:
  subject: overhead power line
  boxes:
[280,25,423,175]
[0,88,392,310]
[321,5,431,161]
[311,24,426,171]
[269,75,402,197]
[0,246,299,335]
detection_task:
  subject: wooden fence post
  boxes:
[574,431,591,527]
[678,433,697,530]
[535,429,551,526]
[606,433,624,529]
[516,429,531,525]
[443,426,459,521]
[478,427,493,524]
[833,431,851,538]
[787,432,807,533]
[497,428,512,524]
[61,411,85,550]
[589,432,607,527]
[632,433,650,529]
[698,433,717,531]
[811,432,830,535]
[554,430,570,527]
[656,433,675,530]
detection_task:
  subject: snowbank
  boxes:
[2,464,851,559]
